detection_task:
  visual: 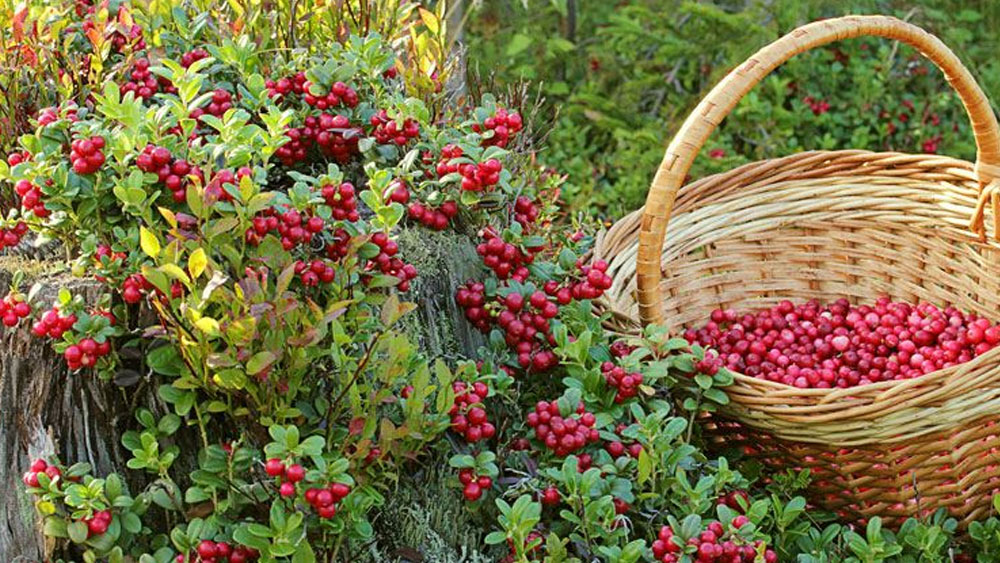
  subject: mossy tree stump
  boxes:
[0,227,489,561]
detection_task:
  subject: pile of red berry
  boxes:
[652,521,777,563]
[448,381,495,443]
[365,232,417,291]
[455,281,490,332]
[136,144,202,203]
[22,458,60,488]
[600,361,644,403]
[475,229,533,281]
[0,221,28,250]
[303,81,360,110]
[321,181,359,222]
[70,136,106,175]
[526,400,599,457]
[684,297,1000,388]
[473,107,523,148]
[369,110,420,145]
[63,336,112,370]
[802,96,831,116]
[458,468,493,501]
[294,259,336,286]
[434,144,464,177]
[15,179,49,218]
[1,293,31,327]
[407,200,458,231]
[304,481,352,518]
[180,48,210,68]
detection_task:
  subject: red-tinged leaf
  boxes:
[12,7,28,42]
[117,4,134,27]
[348,417,365,436]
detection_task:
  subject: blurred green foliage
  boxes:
[464,0,1000,217]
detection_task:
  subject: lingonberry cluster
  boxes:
[365,232,417,291]
[321,181,359,222]
[303,81,360,110]
[498,290,560,371]
[600,360,644,403]
[304,481,352,518]
[685,297,1000,388]
[205,167,252,203]
[384,179,410,204]
[63,335,113,370]
[651,521,778,563]
[7,150,31,166]
[475,228,533,281]
[180,48,210,68]
[191,89,234,123]
[122,273,153,304]
[178,541,259,563]
[568,259,613,300]
[525,400,599,457]
[455,281,490,331]
[499,531,543,563]
[540,485,561,506]
[473,107,523,148]
[244,208,325,250]
[0,221,28,250]
[802,96,831,116]
[324,228,352,262]
[122,58,174,100]
[15,179,49,218]
[69,135,106,175]
[264,458,304,498]
[276,114,361,166]
[136,144,202,203]
[407,200,458,231]
[22,458,61,488]
[369,109,420,145]
[458,468,493,502]
[294,259,336,286]
[31,306,76,339]
[266,72,309,100]
[0,293,31,327]
[458,158,502,192]
[448,381,496,444]
[512,196,539,229]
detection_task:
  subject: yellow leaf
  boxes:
[158,206,177,228]
[195,317,220,336]
[188,248,207,279]
[139,227,160,259]
[419,7,439,35]
[159,264,190,284]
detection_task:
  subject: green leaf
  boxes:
[246,351,276,375]
[506,33,533,56]
[291,540,316,563]
[67,520,88,543]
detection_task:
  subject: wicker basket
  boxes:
[594,15,1000,527]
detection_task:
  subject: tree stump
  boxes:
[0,227,489,562]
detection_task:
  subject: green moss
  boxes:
[396,226,487,359]
[0,256,63,282]
[365,455,501,562]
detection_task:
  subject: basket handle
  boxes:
[637,15,1000,325]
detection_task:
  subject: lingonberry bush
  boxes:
[7,1,1000,562]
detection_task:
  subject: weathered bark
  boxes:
[0,228,488,562]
